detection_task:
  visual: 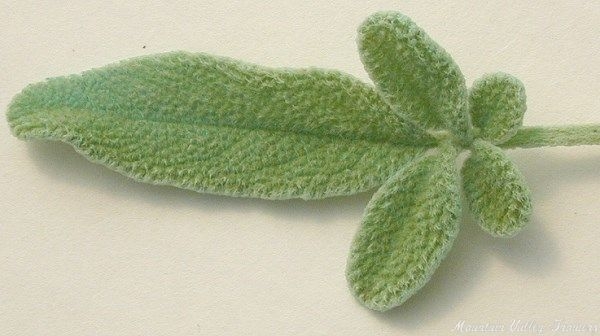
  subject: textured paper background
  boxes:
[1,1,599,335]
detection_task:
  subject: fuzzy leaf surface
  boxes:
[8,52,433,199]
[469,73,527,144]
[347,145,461,311]
[358,11,471,141]
[462,140,532,236]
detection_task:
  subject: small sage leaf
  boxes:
[462,140,532,237]
[469,73,526,144]
[358,11,472,142]
[346,144,461,311]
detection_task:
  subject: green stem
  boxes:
[499,124,600,149]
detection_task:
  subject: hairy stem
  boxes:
[499,125,600,149]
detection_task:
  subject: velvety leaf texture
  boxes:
[358,11,472,142]
[462,140,532,237]
[469,73,527,144]
[7,51,434,200]
[346,145,461,311]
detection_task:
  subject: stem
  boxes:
[499,124,600,149]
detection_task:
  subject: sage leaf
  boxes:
[358,11,472,142]
[346,144,461,311]
[469,73,527,144]
[462,140,532,237]
[7,52,434,199]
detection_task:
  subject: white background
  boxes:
[1,1,599,335]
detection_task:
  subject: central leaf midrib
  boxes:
[14,105,431,149]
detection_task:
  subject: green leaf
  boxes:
[462,140,532,237]
[346,144,461,311]
[7,52,433,199]
[469,73,527,144]
[357,11,472,142]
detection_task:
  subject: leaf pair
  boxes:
[7,11,534,311]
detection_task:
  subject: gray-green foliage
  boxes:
[8,52,433,200]
[358,12,472,143]
[6,11,600,312]
[347,144,460,311]
[469,73,527,144]
[462,140,532,237]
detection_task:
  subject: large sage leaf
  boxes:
[7,52,432,199]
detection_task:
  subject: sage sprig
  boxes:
[6,11,600,312]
